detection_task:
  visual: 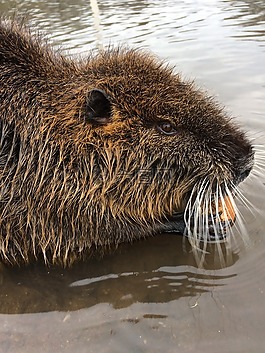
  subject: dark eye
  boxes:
[157,122,177,136]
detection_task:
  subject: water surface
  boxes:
[0,1,265,352]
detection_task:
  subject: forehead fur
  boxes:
[82,48,224,129]
[83,48,193,122]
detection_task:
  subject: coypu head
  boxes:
[82,51,254,242]
[0,20,254,265]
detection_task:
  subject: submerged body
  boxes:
[0,20,254,265]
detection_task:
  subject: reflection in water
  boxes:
[223,0,265,27]
[1,0,264,50]
[90,0,103,49]
[0,235,237,314]
[222,0,265,42]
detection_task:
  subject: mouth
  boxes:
[162,194,236,243]
[207,195,236,241]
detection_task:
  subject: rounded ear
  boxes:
[85,89,112,125]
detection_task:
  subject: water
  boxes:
[0,0,265,352]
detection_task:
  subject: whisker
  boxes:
[252,143,265,149]
[253,168,265,177]
[183,152,258,267]
[185,177,211,265]
[254,159,265,166]
[231,182,256,216]
[224,182,250,247]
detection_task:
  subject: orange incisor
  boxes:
[217,195,236,224]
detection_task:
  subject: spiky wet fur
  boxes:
[0,20,254,266]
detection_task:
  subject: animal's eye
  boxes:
[157,122,177,136]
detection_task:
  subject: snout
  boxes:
[160,146,254,243]
[184,194,236,242]
[205,194,236,241]
[162,192,237,243]
[235,161,253,184]
[233,147,254,185]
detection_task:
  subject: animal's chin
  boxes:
[159,194,236,243]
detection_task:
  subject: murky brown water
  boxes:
[0,0,265,352]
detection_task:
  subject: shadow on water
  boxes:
[0,234,238,314]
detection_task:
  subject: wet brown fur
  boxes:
[0,20,253,266]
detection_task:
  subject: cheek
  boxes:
[101,120,129,135]
[100,111,144,140]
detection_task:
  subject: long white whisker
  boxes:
[182,134,259,267]
[224,183,250,247]
[230,181,256,215]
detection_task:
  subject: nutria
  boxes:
[0,20,254,266]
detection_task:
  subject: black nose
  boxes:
[234,147,254,185]
[240,167,252,181]
[236,165,253,184]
